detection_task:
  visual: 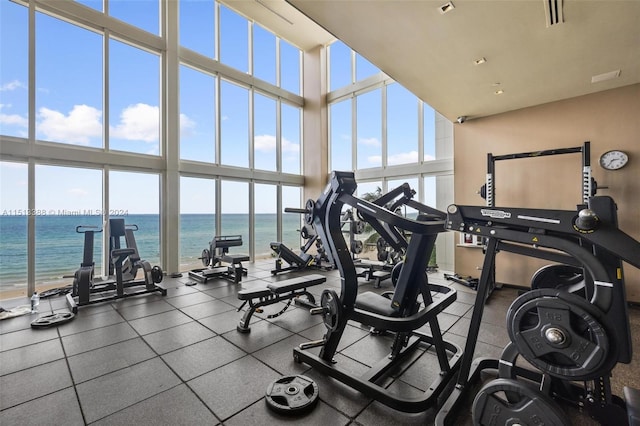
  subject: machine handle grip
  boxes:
[285,207,308,214]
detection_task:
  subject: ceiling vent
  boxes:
[543,0,564,27]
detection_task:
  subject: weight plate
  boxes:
[507,289,617,381]
[390,262,403,288]
[353,220,366,235]
[320,289,341,332]
[200,248,211,267]
[531,264,588,297]
[304,199,315,225]
[31,311,75,328]
[472,378,569,426]
[265,375,319,415]
[300,225,313,240]
[151,265,164,283]
[350,239,364,254]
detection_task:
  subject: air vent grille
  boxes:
[544,0,564,27]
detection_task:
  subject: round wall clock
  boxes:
[599,150,629,170]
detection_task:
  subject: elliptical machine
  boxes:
[66,218,166,313]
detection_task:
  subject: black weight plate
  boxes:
[31,311,75,328]
[265,375,319,415]
[472,378,569,426]
[390,262,403,288]
[304,199,315,225]
[507,289,617,381]
[531,264,588,297]
[320,289,341,332]
[151,265,164,283]
[376,237,387,252]
[201,249,211,267]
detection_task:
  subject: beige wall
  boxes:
[302,45,329,201]
[453,84,640,302]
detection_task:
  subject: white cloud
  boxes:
[388,151,419,165]
[0,113,28,128]
[37,105,102,145]
[68,188,89,197]
[359,137,380,147]
[0,80,26,91]
[255,134,276,152]
[254,135,299,153]
[179,113,196,138]
[110,103,159,142]
[282,138,299,153]
[0,103,12,109]
[367,155,382,165]
[423,154,436,161]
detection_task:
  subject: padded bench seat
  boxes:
[267,274,327,293]
[222,254,250,263]
[355,291,397,317]
[236,273,327,333]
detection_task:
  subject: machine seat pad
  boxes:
[237,287,273,300]
[266,274,326,294]
[222,254,250,263]
[355,291,398,317]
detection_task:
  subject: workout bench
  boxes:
[236,273,326,332]
[189,235,249,284]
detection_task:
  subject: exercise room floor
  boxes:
[1,259,639,425]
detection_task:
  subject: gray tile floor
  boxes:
[1,259,638,425]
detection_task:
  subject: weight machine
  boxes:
[292,171,463,413]
[188,235,249,284]
[436,196,640,425]
[270,204,334,275]
[66,218,166,313]
[476,141,601,297]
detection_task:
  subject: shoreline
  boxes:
[0,253,281,302]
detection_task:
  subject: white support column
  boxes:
[162,0,180,275]
[302,45,328,200]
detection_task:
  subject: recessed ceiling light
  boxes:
[494,89,504,95]
[492,82,501,86]
[473,57,487,65]
[591,69,621,84]
[439,2,455,14]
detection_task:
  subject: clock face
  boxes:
[599,150,629,170]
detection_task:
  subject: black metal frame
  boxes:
[188,235,249,284]
[66,218,166,313]
[293,171,463,413]
[436,196,640,425]
[481,141,594,298]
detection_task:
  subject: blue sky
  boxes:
[1,1,436,215]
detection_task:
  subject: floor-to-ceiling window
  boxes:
[0,161,28,299]
[327,40,455,271]
[0,0,306,298]
[179,176,216,271]
[35,165,103,292]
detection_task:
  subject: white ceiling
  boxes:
[227,0,640,122]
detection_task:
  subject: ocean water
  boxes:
[0,214,302,291]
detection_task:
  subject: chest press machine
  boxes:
[292,171,463,413]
